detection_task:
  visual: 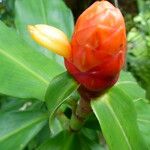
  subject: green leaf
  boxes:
[49,117,64,136]
[26,123,50,149]
[135,98,150,148]
[45,72,78,129]
[84,114,100,130]
[0,111,48,150]
[0,96,44,112]
[0,21,64,100]
[45,72,78,113]
[111,71,150,148]
[91,88,148,150]
[0,96,27,112]
[37,131,79,150]
[15,0,74,65]
[115,71,150,148]
[37,130,104,150]
[85,70,150,136]
[91,71,148,150]
[117,71,146,100]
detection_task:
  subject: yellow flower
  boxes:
[28,24,71,58]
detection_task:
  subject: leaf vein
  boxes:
[0,48,49,85]
[103,99,132,150]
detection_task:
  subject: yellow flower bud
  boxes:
[28,24,71,59]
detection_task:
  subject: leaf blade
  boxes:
[0,21,64,100]
[91,81,148,150]
[135,98,150,148]
[45,72,78,131]
[0,111,48,150]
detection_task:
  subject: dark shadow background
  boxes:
[65,0,138,21]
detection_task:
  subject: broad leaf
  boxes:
[0,21,64,100]
[118,71,150,148]
[91,71,148,150]
[15,0,74,65]
[91,88,148,150]
[0,111,48,150]
[135,98,150,148]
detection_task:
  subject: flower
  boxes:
[28,24,71,58]
[28,1,126,93]
[65,1,126,92]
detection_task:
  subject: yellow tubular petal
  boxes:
[27,24,71,59]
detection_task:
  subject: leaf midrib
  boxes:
[0,48,49,85]
[102,99,132,150]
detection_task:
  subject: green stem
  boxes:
[69,97,92,131]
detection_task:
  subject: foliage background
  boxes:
[0,0,150,150]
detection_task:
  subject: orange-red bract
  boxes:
[65,1,126,92]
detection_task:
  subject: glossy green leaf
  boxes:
[118,72,150,148]
[37,130,104,150]
[0,96,44,112]
[15,0,74,65]
[0,111,48,150]
[45,72,78,122]
[0,96,27,112]
[0,21,64,100]
[49,117,64,136]
[79,71,150,148]
[91,71,148,150]
[27,123,50,149]
[117,71,145,100]
[135,98,150,148]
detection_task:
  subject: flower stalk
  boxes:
[69,97,92,131]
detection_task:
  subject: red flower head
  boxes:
[65,1,126,92]
[28,1,126,96]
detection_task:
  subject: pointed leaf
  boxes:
[91,71,148,150]
[118,71,150,148]
[91,87,148,150]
